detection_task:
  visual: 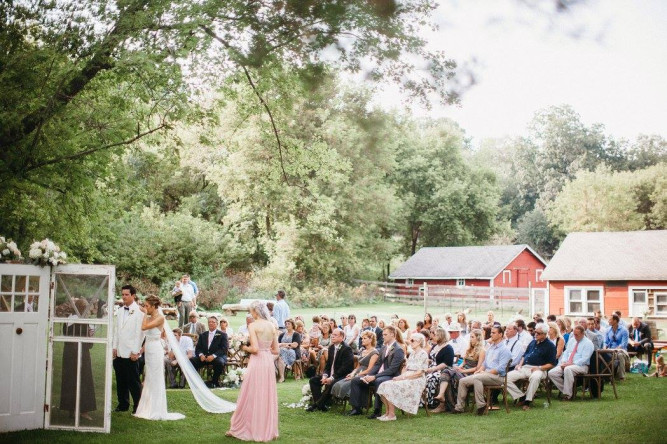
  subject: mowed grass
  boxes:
[4,372,667,444]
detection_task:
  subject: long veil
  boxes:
[160,308,236,413]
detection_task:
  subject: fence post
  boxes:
[423,282,428,315]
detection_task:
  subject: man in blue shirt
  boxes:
[273,289,290,332]
[507,323,558,410]
[548,325,595,400]
[453,325,512,415]
[605,314,630,379]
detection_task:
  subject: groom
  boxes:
[112,285,145,413]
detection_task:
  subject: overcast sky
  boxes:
[375,0,667,145]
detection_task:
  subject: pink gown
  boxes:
[228,340,279,442]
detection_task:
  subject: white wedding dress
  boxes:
[134,327,185,420]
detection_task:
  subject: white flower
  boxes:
[29,248,41,259]
[1,249,9,256]
[7,241,16,250]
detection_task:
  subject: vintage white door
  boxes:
[630,289,649,318]
[45,264,115,433]
[0,264,51,432]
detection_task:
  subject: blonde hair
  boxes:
[361,330,377,347]
[144,295,161,307]
[465,329,484,361]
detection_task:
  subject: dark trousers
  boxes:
[309,375,344,408]
[190,356,226,384]
[113,357,142,410]
[350,375,393,413]
[628,343,654,368]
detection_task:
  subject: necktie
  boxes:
[635,329,639,342]
[566,340,579,365]
[330,345,338,375]
[379,344,390,373]
[190,324,195,334]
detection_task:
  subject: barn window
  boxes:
[535,269,543,282]
[502,270,511,284]
[656,293,667,316]
[457,279,465,287]
[565,286,603,315]
[405,279,414,287]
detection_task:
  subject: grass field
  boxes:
[4,372,666,443]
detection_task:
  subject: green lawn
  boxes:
[3,372,667,443]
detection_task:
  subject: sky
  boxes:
[375,0,667,146]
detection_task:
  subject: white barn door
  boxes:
[0,264,51,432]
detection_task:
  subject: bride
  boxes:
[134,295,185,420]
[134,295,236,420]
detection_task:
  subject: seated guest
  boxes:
[359,318,371,349]
[447,324,468,358]
[557,317,570,343]
[605,314,630,380]
[628,317,654,368]
[644,355,666,378]
[296,320,311,367]
[376,333,429,420]
[332,331,379,400]
[546,314,557,323]
[370,316,384,349]
[276,319,301,383]
[312,323,333,374]
[397,318,411,342]
[219,317,234,336]
[424,327,455,409]
[394,326,408,355]
[344,314,360,353]
[307,328,354,412]
[614,310,627,329]
[413,321,425,335]
[443,313,454,329]
[238,313,253,335]
[182,311,206,336]
[594,310,609,334]
[452,325,511,415]
[484,311,495,329]
[548,325,594,401]
[585,317,604,350]
[456,312,468,336]
[309,316,323,340]
[347,326,405,419]
[166,328,194,388]
[515,319,532,348]
[506,323,557,410]
[423,313,433,331]
[526,322,537,338]
[547,322,565,360]
[189,316,228,388]
[432,328,485,413]
[504,322,526,370]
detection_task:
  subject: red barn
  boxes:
[389,244,547,290]
[541,230,667,319]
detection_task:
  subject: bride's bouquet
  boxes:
[28,238,67,266]
[0,236,22,262]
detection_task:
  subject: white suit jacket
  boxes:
[112,302,145,358]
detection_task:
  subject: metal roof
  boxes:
[389,245,545,280]
[541,230,667,281]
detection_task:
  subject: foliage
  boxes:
[515,208,563,259]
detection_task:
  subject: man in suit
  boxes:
[182,310,206,336]
[370,316,383,349]
[190,316,228,388]
[112,285,145,413]
[628,317,654,368]
[307,328,354,412]
[348,325,405,419]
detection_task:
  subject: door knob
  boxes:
[16,327,23,335]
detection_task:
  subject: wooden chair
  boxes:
[521,376,552,405]
[574,349,618,400]
[481,361,512,414]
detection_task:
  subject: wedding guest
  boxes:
[547,322,565,360]
[313,323,333,374]
[548,326,594,401]
[376,333,429,420]
[307,328,354,412]
[432,328,485,413]
[273,289,290,332]
[370,316,384,349]
[443,313,454,329]
[348,326,405,418]
[238,313,253,335]
[219,317,234,336]
[344,314,360,352]
[296,320,311,368]
[484,311,495,329]
[447,324,468,358]
[309,316,323,340]
[413,321,425,335]
[183,310,206,336]
[628,317,654,368]
[423,313,433,330]
[332,331,379,400]
[166,328,194,388]
[276,319,301,383]
[424,327,455,409]
[190,316,228,388]
[359,318,371,349]
[605,314,630,380]
[397,318,411,342]
[266,302,279,329]
[173,274,198,328]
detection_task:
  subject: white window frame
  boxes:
[628,286,667,318]
[405,278,414,287]
[502,270,511,284]
[457,279,465,287]
[564,286,604,316]
[656,292,667,317]
[535,269,543,282]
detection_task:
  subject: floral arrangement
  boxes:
[283,384,312,409]
[0,236,22,262]
[222,367,246,388]
[29,238,67,266]
[229,333,249,356]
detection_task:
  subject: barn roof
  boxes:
[389,245,545,280]
[541,230,667,281]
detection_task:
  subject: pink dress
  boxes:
[228,340,279,441]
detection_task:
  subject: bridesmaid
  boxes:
[226,301,279,441]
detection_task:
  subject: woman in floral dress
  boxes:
[376,333,429,421]
[423,327,455,408]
